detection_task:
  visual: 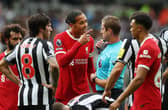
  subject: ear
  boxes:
[39,28,44,32]
[108,28,112,32]
[137,25,143,32]
[108,28,113,35]
[69,23,73,27]
[5,38,8,45]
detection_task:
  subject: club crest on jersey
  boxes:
[143,50,148,54]
[56,39,62,47]
[85,47,88,54]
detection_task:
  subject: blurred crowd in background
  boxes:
[0,0,168,65]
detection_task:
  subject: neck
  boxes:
[36,33,44,40]
[5,48,11,54]
[108,35,120,44]
[69,29,80,38]
[138,32,148,44]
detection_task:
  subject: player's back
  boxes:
[14,37,53,106]
[68,93,115,110]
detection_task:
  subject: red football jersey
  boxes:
[53,30,96,104]
[0,51,19,110]
[132,37,161,110]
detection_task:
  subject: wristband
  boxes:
[92,76,97,83]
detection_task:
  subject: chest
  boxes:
[64,38,91,58]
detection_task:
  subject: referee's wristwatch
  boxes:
[92,76,97,83]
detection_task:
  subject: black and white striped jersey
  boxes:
[160,28,168,43]
[67,93,115,110]
[5,37,55,106]
[117,38,139,80]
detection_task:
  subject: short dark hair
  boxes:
[65,10,83,24]
[28,13,51,37]
[102,15,121,35]
[130,11,152,31]
[53,102,65,110]
[1,24,26,44]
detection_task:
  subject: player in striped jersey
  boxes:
[160,28,168,110]
[0,13,59,110]
[53,93,117,110]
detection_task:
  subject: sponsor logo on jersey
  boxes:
[20,44,36,48]
[56,39,62,47]
[70,59,74,66]
[139,50,151,59]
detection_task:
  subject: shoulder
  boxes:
[53,32,67,46]
[122,38,138,46]
[54,31,67,39]
[142,39,159,52]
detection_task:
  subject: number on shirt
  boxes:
[21,54,35,79]
[154,65,161,88]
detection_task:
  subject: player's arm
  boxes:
[102,62,125,102]
[110,67,148,110]
[42,41,59,95]
[106,62,125,90]
[48,56,59,88]
[87,37,96,92]
[91,74,107,88]
[163,67,168,81]
[54,31,90,67]
[0,58,20,85]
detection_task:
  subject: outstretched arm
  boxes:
[102,62,125,102]
[109,67,147,110]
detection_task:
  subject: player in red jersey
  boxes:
[53,9,96,104]
[107,12,161,110]
[0,24,25,110]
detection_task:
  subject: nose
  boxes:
[84,22,88,28]
[50,26,53,32]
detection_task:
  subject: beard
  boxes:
[8,41,16,50]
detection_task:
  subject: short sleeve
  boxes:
[43,41,55,60]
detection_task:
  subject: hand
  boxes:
[90,73,96,82]
[96,39,104,49]
[109,100,120,110]
[42,83,56,97]
[95,39,108,54]
[79,29,93,45]
[102,90,111,103]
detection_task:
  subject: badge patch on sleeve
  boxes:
[56,39,62,47]
[118,48,125,58]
